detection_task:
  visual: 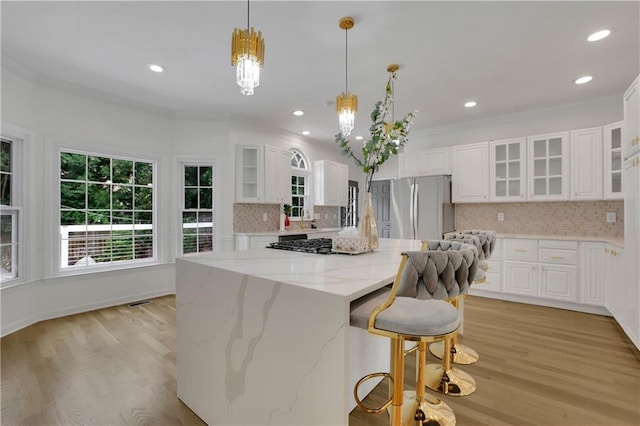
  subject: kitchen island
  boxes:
[176,238,424,425]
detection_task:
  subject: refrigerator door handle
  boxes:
[409,182,415,239]
[414,182,419,239]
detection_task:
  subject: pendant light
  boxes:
[231,0,265,96]
[336,17,357,137]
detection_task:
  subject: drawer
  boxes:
[504,239,538,262]
[539,249,577,265]
[539,239,578,250]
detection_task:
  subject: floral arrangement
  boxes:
[335,71,417,192]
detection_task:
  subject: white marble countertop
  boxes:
[179,238,423,300]
[495,233,624,248]
[234,228,342,236]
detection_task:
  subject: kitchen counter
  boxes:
[176,238,423,425]
[234,227,342,236]
[494,233,624,248]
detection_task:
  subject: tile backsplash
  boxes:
[455,200,624,238]
[233,203,341,233]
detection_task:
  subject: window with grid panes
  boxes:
[181,164,214,255]
[1,138,19,283]
[59,150,156,269]
[290,150,309,218]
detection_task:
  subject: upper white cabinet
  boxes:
[236,145,290,204]
[603,121,623,199]
[527,131,569,201]
[399,147,451,178]
[570,127,603,200]
[489,137,526,202]
[623,74,640,159]
[452,142,489,203]
[314,160,348,206]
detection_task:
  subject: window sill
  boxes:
[52,259,167,279]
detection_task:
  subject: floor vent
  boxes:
[128,300,152,308]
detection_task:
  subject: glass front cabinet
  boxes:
[603,121,623,199]
[527,132,570,201]
[489,137,526,201]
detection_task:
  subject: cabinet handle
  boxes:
[515,249,528,253]
[604,248,610,254]
[551,256,565,260]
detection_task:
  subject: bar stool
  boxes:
[461,230,497,271]
[419,240,478,396]
[443,233,486,284]
[351,252,463,425]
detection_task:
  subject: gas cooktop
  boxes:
[266,238,334,255]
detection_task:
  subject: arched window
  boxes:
[290,149,309,219]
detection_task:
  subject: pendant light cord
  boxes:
[246,0,250,31]
[345,26,348,93]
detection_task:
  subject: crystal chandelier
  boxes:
[336,17,357,136]
[231,0,265,96]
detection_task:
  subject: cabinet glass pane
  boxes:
[243,149,257,167]
[549,138,562,156]
[549,177,562,195]
[534,159,546,176]
[508,180,520,196]
[533,140,546,158]
[496,163,507,179]
[611,128,621,149]
[495,145,507,161]
[612,151,622,171]
[496,181,507,197]
[508,161,520,178]
[508,143,520,160]
[549,158,562,175]
[612,172,622,193]
[534,178,546,195]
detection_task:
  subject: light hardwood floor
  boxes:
[2,295,639,425]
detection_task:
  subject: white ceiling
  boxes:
[2,1,639,143]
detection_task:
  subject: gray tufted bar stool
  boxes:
[419,240,478,397]
[443,233,486,284]
[350,252,463,425]
[461,230,497,272]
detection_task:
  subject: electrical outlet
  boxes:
[262,213,268,222]
[497,212,504,222]
[606,212,616,223]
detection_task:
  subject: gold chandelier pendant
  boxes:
[336,16,357,136]
[231,0,265,96]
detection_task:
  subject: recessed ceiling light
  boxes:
[587,29,611,42]
[292,110,305,116]
[302,130,310,135]
[574,75,593,85]
[355,136,363,140]
[148,64,165,73]
[464,101,477,108]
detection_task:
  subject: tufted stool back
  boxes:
[461,230,497,260]
[443,233,486,282]
[398,242,477,301]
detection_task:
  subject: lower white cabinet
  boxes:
[479,237,502,292]
[539,263,577,302]
[605,245,626,325]
[235,234,277,251]
[580,242,606,306]
[504,261,538,296]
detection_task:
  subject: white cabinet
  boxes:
[314,160,348,206]
[451,142,489,203]
[603,121,624,199]
[503,239,538,297]
[622,152,640,347]
[399,147,451,178]
[579,242,605,306]
[236,145,290,204]
[482,238,502,292]
[605,245,625,326]
[570,127,603,200]
[527,131,569,201]
[538,240,578,302]
[235,234,277,251]
[489,138,526,201]
[623,74,640,159]
[264,145,291,204]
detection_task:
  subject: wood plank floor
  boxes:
[2,295,639,425]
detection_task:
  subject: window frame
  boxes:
[178,160,216,257]
[0,127,25,287]
[290,149,310,220]
[55,147,159,275]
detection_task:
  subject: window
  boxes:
[59,150,156,269]
[290,150,309,219]
[181,163,214,255]
[1,138,19,283]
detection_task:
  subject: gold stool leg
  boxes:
[390,337,405,426]
[426,334,476,397]
[429,298,479,365]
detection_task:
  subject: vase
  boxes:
[359,192,379,250]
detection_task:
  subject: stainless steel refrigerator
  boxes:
[389,175,455,240]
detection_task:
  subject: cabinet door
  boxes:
[314,160,348,206]
[277,148,291,203]
[605,246,626,324]
[489,138,526,201]
[539,264,577,302]
[623,154,640,346]
[263,145,279,203]
[399,151,424,178]
[250,235,277,250]
[424,148,451,175]
[570,127,603,200]
[504,261,537,296]
[579,242,605,306]
[623,74,640,159]
[236,146,263,203]
[527,132,569,201]
[603,122,624,199]
[451,142,489,203]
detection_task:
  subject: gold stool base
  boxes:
[425,364,476,397]
[429,341,479,365]
[387,390,456,426]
